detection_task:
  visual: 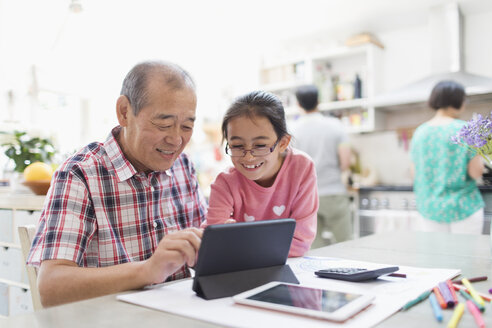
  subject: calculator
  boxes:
[314,266,400,282]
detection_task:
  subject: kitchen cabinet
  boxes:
[0,194,44,317]
[259,44,385,133]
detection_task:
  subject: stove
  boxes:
[357,186,418,237]
[357,185,491,237]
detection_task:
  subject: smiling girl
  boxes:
[203,91,318,257]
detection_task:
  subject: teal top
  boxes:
[410,120,484,223]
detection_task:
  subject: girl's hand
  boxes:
[224,219,236,224]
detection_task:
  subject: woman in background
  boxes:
[410,80,484,233]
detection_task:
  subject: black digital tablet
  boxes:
[194,218,296,276]
[192,218,297,299]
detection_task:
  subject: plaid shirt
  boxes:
[27,127,207,281]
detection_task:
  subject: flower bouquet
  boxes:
[451,113,492,164]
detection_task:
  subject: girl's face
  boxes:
[226,115,290,187]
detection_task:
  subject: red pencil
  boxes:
[446,280,459,304]
[433,287,447,309]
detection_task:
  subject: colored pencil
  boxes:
[453,276,487,284]
[438,281,455,308]
[401,290,431,311]
[458,289,485,312]
[461,278,485,306]
[447,303,464,328]
[433,287,447,309]
[452,283,492,302]
[466,300,485,328]
[429,293,443,322]
[446,280,459,304]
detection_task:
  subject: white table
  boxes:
[2,232,491,327]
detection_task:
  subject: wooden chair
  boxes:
[17,225,43,310]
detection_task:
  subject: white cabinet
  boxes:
[0,194,44,317]
[0,247,29,284]
[260,44,385,133]
[0,282,33,317]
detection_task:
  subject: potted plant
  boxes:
[1,130,56,173]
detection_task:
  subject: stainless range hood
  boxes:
[374,3,492,109]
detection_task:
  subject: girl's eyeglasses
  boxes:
[225,140,279,157]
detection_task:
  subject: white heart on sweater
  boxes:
[244,213,255,222]
[273,205,285,216]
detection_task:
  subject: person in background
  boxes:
[202,90,318,257]
[410,80,484,233]
[27,60,208,307]
[290,85,352,247]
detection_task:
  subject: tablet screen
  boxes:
[246,284,361,313]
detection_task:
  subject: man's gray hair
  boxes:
[120,60,195,115]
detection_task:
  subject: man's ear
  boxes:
[278,134,291,152]
[116,95,132,127]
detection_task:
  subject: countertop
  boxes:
[358,185,492,192]
[0,192,46,210]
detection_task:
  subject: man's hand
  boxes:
[143,227,203,284]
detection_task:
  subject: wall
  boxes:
[349,130,412,185]
[376,8,492,93]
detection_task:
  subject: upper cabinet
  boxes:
[259,44,384,133]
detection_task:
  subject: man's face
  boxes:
[117,81,197,173]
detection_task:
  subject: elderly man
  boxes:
[27,61,207,307]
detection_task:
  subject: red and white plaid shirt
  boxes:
[28,126,207,281]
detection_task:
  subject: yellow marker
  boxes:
[461,278,485,306]
[447,303,465,328]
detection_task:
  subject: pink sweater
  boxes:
[203,148,318,257]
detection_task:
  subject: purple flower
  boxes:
[451,112,492,162]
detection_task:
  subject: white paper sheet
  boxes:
[117,258,460,328]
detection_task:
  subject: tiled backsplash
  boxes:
[350,130,412,185]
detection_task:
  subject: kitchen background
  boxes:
[1,0,492,190]
[1,0,492,317]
